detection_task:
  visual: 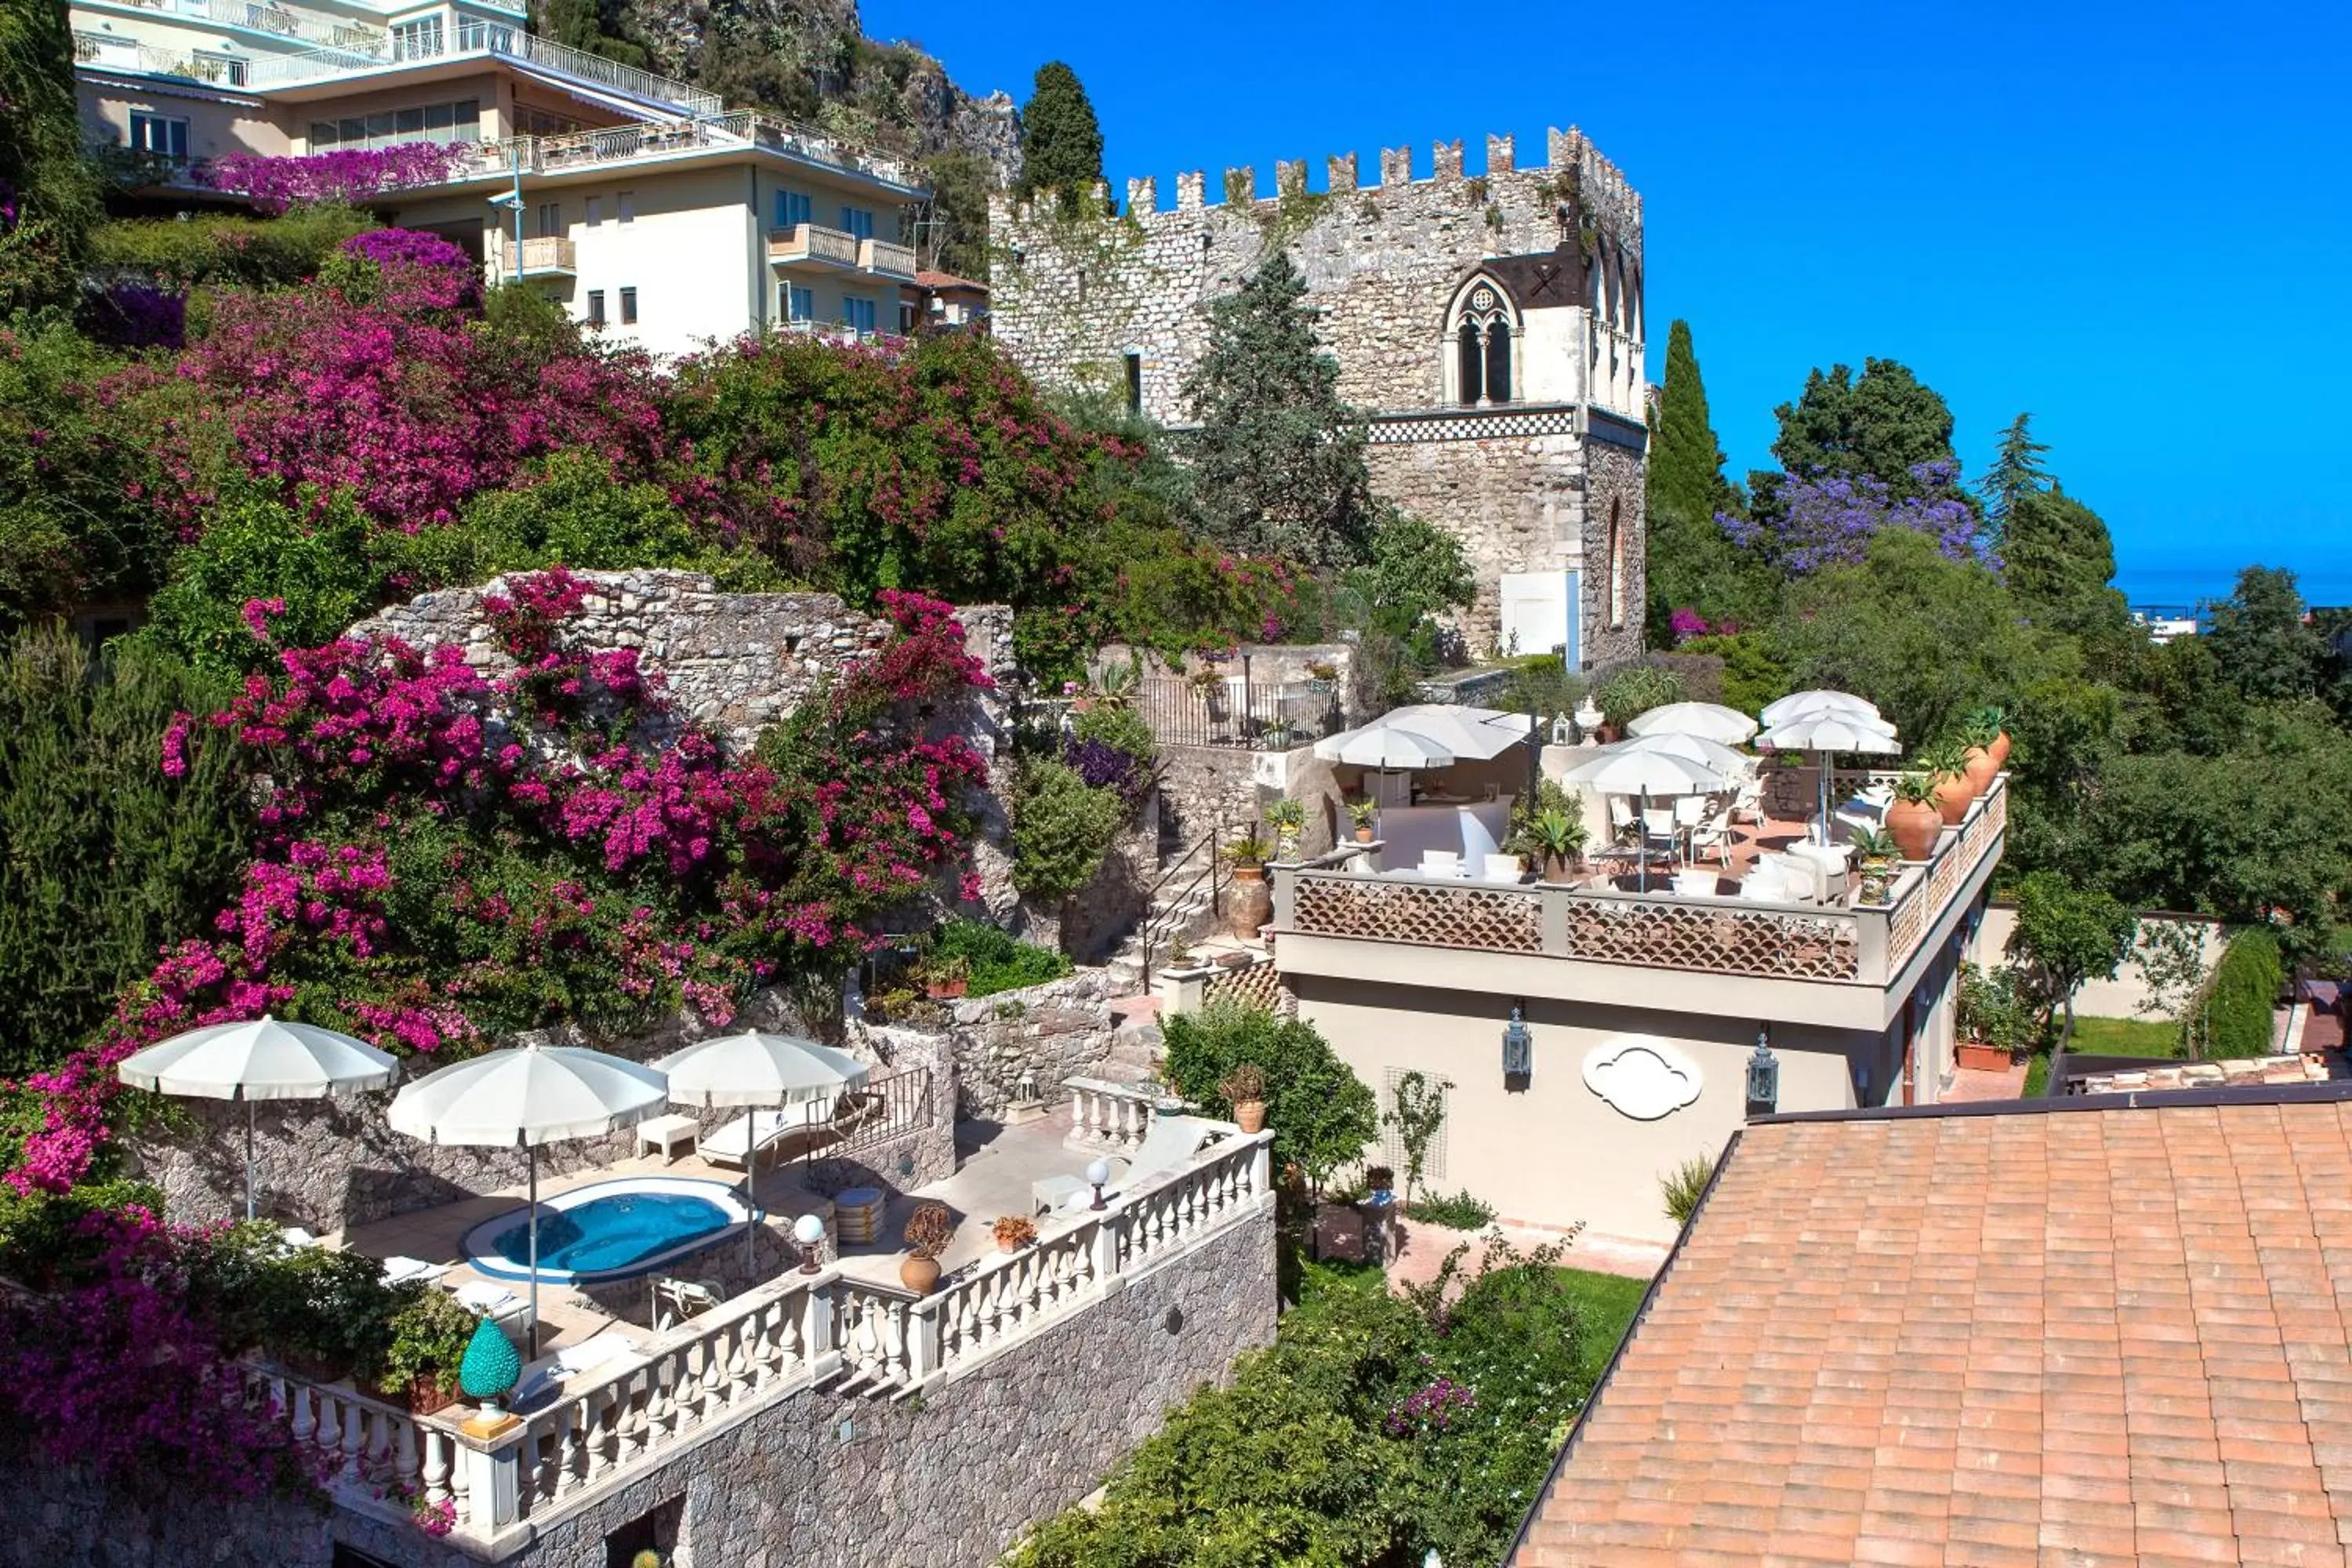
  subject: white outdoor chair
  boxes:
[1032,1115,1223,1215]
[1480,853,1525,883]
[1417,849,1462,878]
[702,1098,834,1171]
[1639,806,1682,873]
[1689,808,1733,867]
[1732,777,1766,829]
[1740,863,1793,902]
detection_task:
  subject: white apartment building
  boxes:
[71,0,925,355]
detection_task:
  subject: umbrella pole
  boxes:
[1639,788,1650,893]
[527,1147,539,1360]
[245,1099,256,1223]
[1818,752,1831,845]
[745,1107,758,1272]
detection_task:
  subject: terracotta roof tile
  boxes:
[1507,1093,2352,1566]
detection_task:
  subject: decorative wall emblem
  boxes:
[1581,1036,1702,1121]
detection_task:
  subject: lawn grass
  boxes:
[2022,1014,2186,1096]
[1558,1265,1649,1379]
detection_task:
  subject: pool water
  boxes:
[490,1192,734,1276]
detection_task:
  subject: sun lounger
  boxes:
[511,1330,645,1409]
[380,1254,446,1287]
[702,1099,835,1170]
[1032,1115,1224,1215]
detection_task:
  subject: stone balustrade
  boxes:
[1062,1076,1183,1152]
[238,1127,1275,1557]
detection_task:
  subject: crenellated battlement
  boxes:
[991,125,1642,243]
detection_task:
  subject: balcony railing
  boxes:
[1135,675,1345,750]
[99,0,383,48]
[225,1127,1272,1555]
[769,222,862,267]
[498,234,574,276]
[447,114,918,194]
[859,236,917,280]
[1276,777,2007,988]
[241,18,721,115]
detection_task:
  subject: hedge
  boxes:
[2205,926,2281,1059]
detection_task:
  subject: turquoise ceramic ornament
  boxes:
[457,1316,521,1403]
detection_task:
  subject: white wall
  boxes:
[1977,907,2228,1021]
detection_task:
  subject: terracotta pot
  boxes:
[1886,798,1941,862]
[1541,854,1575,884]
[1955,1040,2014,1073]
[1962,746,1998,797]
[899,1254,941,1294]
[1988,730,2012,767]
[924,977,967,1000]
[1227,865,1271,939]
[1931,773,1973,826]
[1354,826,1375,843]
[1233,1099,1267,1134]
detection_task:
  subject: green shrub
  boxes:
[0,1178,166,1287]
[1956,964,2037,1052]
[928,917,1072,996]
[1674,631,1788,714]
[89,205,376,290]
[1661,1154,1713,1226]
[0,631,249,1077]
[1162,1002,1377,1187]
[445,450,789,590]
[2206,926,2282,1058]
[364,1284,481,1393]
[1010,758,1124,902]
[136,486,380,673]
[1,323,165,629]
[1069,699,1155,768]
[1595,663,1685,729]
[1405,1189,1496,1229]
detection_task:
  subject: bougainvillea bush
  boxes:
[6,572,990,1196]
[206,144,475,215]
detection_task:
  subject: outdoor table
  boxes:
[635,1112,700,1162]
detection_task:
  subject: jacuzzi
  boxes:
[459,1176,756,1286]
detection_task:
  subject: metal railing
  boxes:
[103,0,382,47]
[1137,675,1343,751]
[242,19,721,115]
[1136,827,1225,990]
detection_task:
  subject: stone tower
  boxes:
[989,127,1647,666]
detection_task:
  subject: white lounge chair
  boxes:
[702,1099,834,1171]
[510,1329,645,1408]
[1031,1115,1225,1215]
[380,1254,446,1287]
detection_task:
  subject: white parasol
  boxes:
[1624,702,1759,745]
[655,1032,871,1265]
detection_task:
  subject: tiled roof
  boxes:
[1511,1091,2352,1567]
[2071,1051,2337,1095]
[914,269,987,292]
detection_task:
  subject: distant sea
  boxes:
[2111,562,2352,617]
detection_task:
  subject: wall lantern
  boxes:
[1744,1023,1779,1116]
[1501,1001,1534,1082]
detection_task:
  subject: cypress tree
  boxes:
[1643,320,1768,635]
[0,0,102,312]
[1018,62,1105,211]
[1647,320,1734,531]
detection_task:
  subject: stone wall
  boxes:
[5,1203,1279,1568]
[874,971,1121,1120]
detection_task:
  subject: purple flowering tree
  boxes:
[1720,461,1993,576]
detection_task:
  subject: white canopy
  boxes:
[389,1042,668,1354]
[1756,710,1902,846]
[655,1031,869,1110]
[1610,729,1750,776]
[1313,705,1535,769]
[1624,702,1759,745]
[118,1015,397,1102]
[1761,690,1886,728]
[118,1015,400,1221]
[1557,744,1728,798]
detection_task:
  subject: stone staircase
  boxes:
[1102,877,1218,993]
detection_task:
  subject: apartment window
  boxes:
[1123,352,1143,415]
[390,16,443,59]
[619,287,637,325]
[192,52,248,86]
[309,99,475,151]
[617,191,635,224]
[784,284,814,323]
[773,190,811,230]
[838,205,873,241]
[586,196,602,227]
[534,201,561,238]
[128,113,190,162]
[586,290,606,328]
[844,297,877,335]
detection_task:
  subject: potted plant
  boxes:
[1970,704,2012,768]
[1225,832,1272,938]
[1346,797,1378,842]
[1305,659,1340,692]
[1264,798,1306,860]
[991,1214,1039,1254]
[1958,713,2002,795]
[1955,963,2030,1072]
[1922,742,1974,826]
[1258,717,1293,752]
[922,954,971,1000]
[1220,1062,1269,1133]
[898,1200,954,1293]
[1886,774,1943,862]
[1520,809,1587,882]
[1848,826,1897,903]
[362,1285,478,1415]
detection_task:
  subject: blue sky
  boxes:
[866,0,2351,601]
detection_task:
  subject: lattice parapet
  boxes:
[1887,779,2007,973]
[1201,957,1287,1013]
[1290,877,1544,954]
[1564,899,1860,982]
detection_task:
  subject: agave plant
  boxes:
[1848,826,1897,866]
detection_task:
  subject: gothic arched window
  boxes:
[1446,276,1519,406]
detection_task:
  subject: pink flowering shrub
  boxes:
[8,573,991,1194]
[102,229,662,531]
[207,144,474,215]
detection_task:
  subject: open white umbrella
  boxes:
[1558,745,1729,891]
[1757,710,1904,844]
[1625,701,1759,745]
[118,1015,399,1221]
[389,1043,668,1353]
[1612,728,1750,775]
[655,1032,871,1265]
[1312,725,1457,770]
[1761,689,1887,728]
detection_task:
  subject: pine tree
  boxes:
[1763,358,1963,501]
[1181,251,1374,570]
[1017,62,1105,211]
[1977,412,2053,536]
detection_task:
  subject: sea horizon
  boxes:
[2111,560,2350,614]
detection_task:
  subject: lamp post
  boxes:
[1086,1157,1111,1211]
[793,1211,826,1274]
[488,144,524,285]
